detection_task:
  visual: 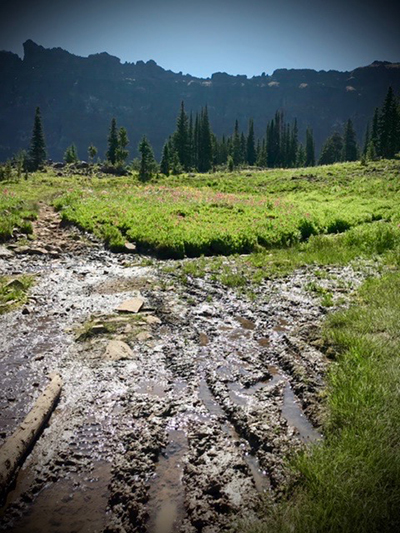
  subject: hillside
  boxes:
[0,40,400,160]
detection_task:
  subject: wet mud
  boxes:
[0,208,376,532]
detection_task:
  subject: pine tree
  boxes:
[342,119,358,161]
[64,144,79,163]
[198,106,212,173]
[28,107,46,170]
[232,120,241,167]
[289,119,299,167]
[246,118,256,166]
[296,143,306,167]
[240,132,246,165]
[379,86,399,158]
[160,143,170,175]
[88,144,98,163]
[106,118,119,165]
[319,132,343,165]
[371,108,380,155]
[116,127,129,165]
[173,101,190,170]
[256,138,268,168]
[138,136,157,181]
[363,122,370,156]
[305,127,315,167]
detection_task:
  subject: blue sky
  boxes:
[1,0,399,77]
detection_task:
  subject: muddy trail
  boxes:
[0,206,375,532]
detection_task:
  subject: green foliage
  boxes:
[64,144,79,164]
[52,160,400,259]
[305,126,315,166]
[28,107,46,171]
[319,132,343,165]
[88,144,98,163]
[138,135,157,182]
[0,275,34,314]
[245,272,400,533]
[115,127,129,166]
[106,117,119,165]
[342,119,359,161]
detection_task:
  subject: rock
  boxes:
[144,315,161,325]
[124,242,136,252]
[136,331,151,342]
[0,246,13,258]
[116,298,144,314]
[53,162,66,169]
[21,307,31,315]
[104,340,134,361]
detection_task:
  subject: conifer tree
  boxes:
[28,107,47,170]
[240,132,246,165]
[115,127,129,166]
[371,108,380,155]
[342,119,358,161]
[198,106,212,172]
[173,101,190,170]
[246,118,256,166]
[64,144,79,163]
[363,122,370,156]
[305,127,315,167]
[296,143,306,167]
[319,132,343,165]
[232,120,241,167]
[138,136,157,181]
[379,86,399,158]
[289,119,299,167]
[160,143,170,175]
[88,144,98,163]
[106,118,119,165]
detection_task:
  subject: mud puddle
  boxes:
[0,227,375,532]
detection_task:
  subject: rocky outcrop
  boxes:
[0,40,399,160]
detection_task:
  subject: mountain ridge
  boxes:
[0,40,399,161]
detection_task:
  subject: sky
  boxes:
[0,0,399,78]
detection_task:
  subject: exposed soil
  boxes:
[0,207,377,532]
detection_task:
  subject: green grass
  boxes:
[1,160,400,258]
[0,275,34,314]
[0,191,37,241]
[244,272,400,533]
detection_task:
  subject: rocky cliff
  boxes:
[0,40,399,161]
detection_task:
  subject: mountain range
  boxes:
[0,40,399,162]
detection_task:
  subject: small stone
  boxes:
[104,340,134,361]
[124,242,136,252]
[22,307,31,315]
[145,315,161,325]
[136,331,151,342]
[5,279,25,291]
[116,298,144,314]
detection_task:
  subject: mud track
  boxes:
[0,207,375,532]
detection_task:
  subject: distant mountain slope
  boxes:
[0,40,399,161]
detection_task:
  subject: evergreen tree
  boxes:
[232,120,241,167]
[371,108,380,155]
[116,127,129,165]
[64,144,79,163]
[342,119,358,161]
[240,132,246,165]
[305,127,315,167]
[170,149,183,175]
[160,143,170,175]
[363,122,370,156]
[198,106,212,173]
[28,107,47,170]
[106,118,119,165]
[296,143,306,167]
[246,118,256,165]
[379,86,399,158]
[319,132,343,165]
[289,119,299,167]
[88,144,98,163]
[173,101,190,170]
[256,138,268,168]
[138,136,157,181]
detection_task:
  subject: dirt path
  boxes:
[0,206,375,532]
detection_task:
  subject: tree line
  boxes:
[8,86,399,182]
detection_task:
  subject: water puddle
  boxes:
[146,429,188,533]
[136,380,167,398]
[200,382,270,493]
[282,384,321,443]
